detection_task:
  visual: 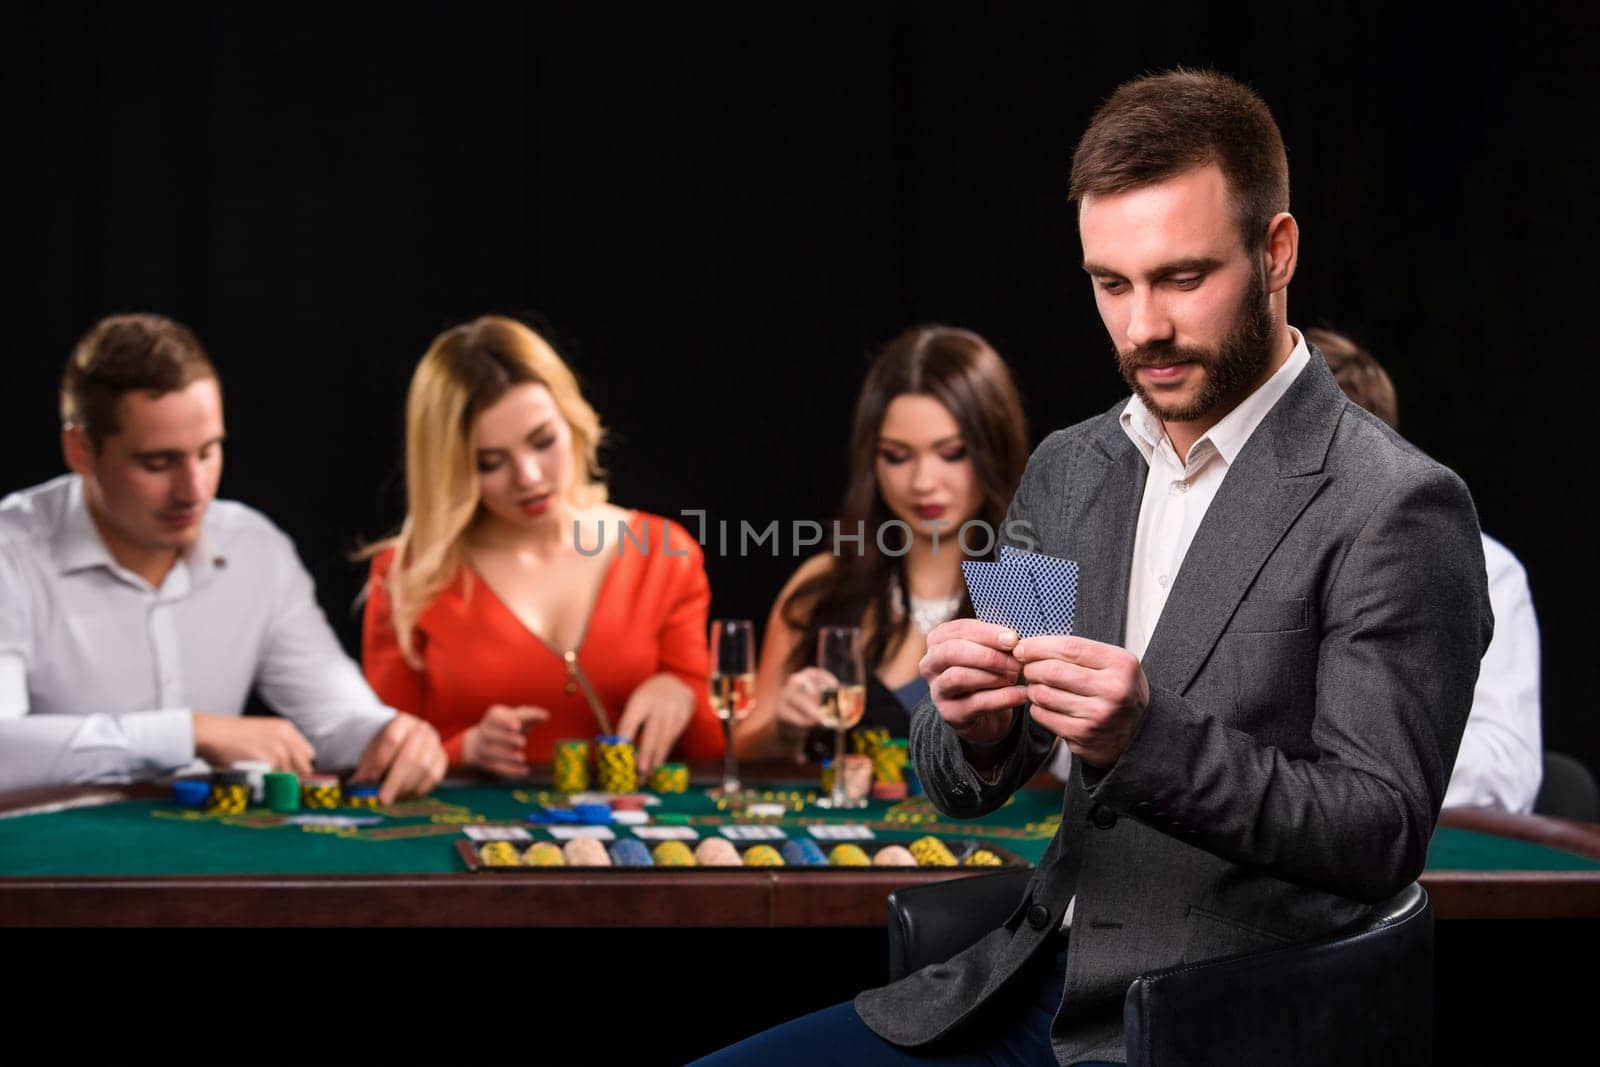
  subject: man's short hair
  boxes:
[1069,69,1289,253]
[1306,327,1398,429]
[61,313,217,446]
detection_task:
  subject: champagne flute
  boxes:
[815,625,867,809]
[709,619,757,797]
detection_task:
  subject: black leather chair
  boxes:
[887,871,1433,1066]
[1533,750,1600,822]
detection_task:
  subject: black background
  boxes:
[4,3,1595,774]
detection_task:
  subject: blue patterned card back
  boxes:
[999,545,1080,635]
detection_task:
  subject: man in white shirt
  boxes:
[0,312,447,801]
[1307,326,1542,812]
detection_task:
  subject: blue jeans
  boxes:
[691,942,1117,1066]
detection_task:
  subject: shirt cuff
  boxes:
[115,708,197,774]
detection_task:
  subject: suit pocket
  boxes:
[1227,596,1309,633]
[1180,904,1291,965]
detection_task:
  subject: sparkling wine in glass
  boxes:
[815,625,867,809]
[709,619,757,796]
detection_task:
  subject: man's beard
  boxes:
[1117,268,1274,423]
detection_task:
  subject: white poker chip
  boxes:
[611,810,650,825]
[746,802,787,818]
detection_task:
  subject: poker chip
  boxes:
[649,763,689,794]
[263,772,300,813]
[571,803,613,824]
[909,835,958,867]
[693,838,742,866]
[827,844,872,867]
[479,841,521,867]
[345,783,381,808]
[651,841,696,867]
[523,841,566,866]
[963,849,1003,866]
[562,837,612,866]
[595,735,638,793]
[553,739,591,792]
[207,770,251,814]
[609,795,646,811]
[171,777,210,808]
[870,781,908,801]
[742,844,784,867]
[230,760,272,804]
[608,839,654,867]
[301,774,341,810]
[872,845,917,866]
[611,810,649,825]
[780,839,827,866]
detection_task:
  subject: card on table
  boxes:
[720,825,788,841]
[807,824,876,841]
[547,825,617,841]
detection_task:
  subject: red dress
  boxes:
[363,513,724,767]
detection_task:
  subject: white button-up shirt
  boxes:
[0,474,393,791]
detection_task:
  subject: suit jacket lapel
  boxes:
[1139,356,1345,695]
[1066,413,1147,647]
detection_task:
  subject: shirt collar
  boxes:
[51,474,228,585]
[1120,326,1312,468]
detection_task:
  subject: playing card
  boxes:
[961,559,1048,638]
[999,545,1080,635]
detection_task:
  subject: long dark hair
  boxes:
[783,325,1029,674]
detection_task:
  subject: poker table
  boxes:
[2,771,1597,927]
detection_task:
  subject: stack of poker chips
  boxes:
[693,838,742,866]
[479,841,521,867]
[872,845,917,866]
[231,760,272,804]
[851,726,891,758]
[302,774,342,809]
[345,783,381,808]
[608,839,653,866]
[206,770,251,814]
[909,835,958,867]
[172,776,210,808]
[870,739,910,801]
[652,841,696,866]
[963,849,1003,866]
[595,735,637,793]
[649,762,689,794]
[523,842,565,866]
[742,844,784,866]
[264,772,300,813]
[780,839,827,866]
[554,739,591,792]
[827,843,872,866]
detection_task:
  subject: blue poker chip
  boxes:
[571,803,613,824]
[608,839,653,867]
[345,783,381,798]
[780,839,827,866]
[525,809,579,824]
[172,778,210,808]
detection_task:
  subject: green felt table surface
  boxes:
[2,784,1596,877]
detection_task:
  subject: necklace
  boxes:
[890,574,964,635]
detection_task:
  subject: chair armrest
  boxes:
[1124,883,1432,1067]
[886,868,1033,980]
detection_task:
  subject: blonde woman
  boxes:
[362,315,723,776]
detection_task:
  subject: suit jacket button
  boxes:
[1026,904,1051,930]
[1090,805,1118,829]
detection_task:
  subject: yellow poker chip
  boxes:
[909,835,958,867]
[652,841,696,867]
[827,844,872,867]
[478,841,522,867]
[742,844,785,867]
[963,848,1003,866]
[523,842,566,866]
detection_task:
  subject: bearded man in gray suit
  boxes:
[696,69,1491,1067]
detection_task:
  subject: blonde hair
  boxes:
[370,315,607,664]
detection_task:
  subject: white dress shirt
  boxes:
[0,474,394,791]
[1442,534,1542,812]
[1049,332,1312,778]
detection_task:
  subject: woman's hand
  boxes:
[773,667,838,751]
[461,704,548,778]
[617,674,696,775]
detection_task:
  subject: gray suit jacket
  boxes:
[855,354,1493,1065]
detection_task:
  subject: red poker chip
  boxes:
[609,796,647,811]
